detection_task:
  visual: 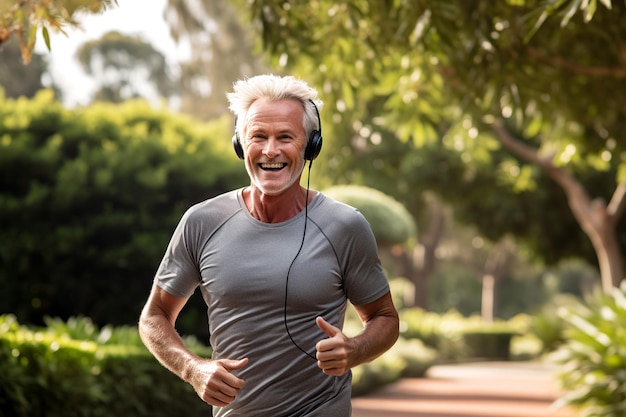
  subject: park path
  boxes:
[352,361,578,417]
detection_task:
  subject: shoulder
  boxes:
[310,193,371,233]
[315,193,365,220]
[184,190,241,219]
[179,189,243,234]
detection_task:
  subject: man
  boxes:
[139,74,399,416]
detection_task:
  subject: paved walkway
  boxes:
[352,361,578,417]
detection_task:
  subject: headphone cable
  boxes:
[283,160,317,361]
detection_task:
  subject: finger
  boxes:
[316,316,340,338]
[222,357,249,372]
[317,357,347,376]
[220,358,248,390]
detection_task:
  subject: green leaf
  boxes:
[561,0,583,27]
[524,10,549,43]
[599,0,612,9]
[582,0,596,22]
[42,26,51,51]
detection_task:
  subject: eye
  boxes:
[249,133,266,141]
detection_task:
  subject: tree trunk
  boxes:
[481,237,517,321]
[481,274,495,323]
[492,122,626,292]
[389,197,446,309]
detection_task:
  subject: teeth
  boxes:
[261,163,284,169]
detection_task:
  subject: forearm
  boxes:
[138,311,199,382]
[350,313,399,367]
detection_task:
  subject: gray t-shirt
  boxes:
[155,189,390,416]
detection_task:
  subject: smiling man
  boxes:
[138,74,399,417]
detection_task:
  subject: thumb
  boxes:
[221,357,249,371]
[316,316,340,338]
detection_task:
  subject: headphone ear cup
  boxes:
[304,130,323,161]
[232,134,244,160]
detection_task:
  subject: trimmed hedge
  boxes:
[0,315,212,417]
[1,314,438,413]
[399,307,531,361]
[0,90,247,332]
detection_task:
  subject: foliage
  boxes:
[0,314,434,411]
[550,283,626,416]
[0,90,248,330]
[352,336,436,396]
[161,0,268,119]
[76,31,178,104]
[0,314,212,417]
[241,0,626,287]
[530,293,582,353]
[399,307,535,361]
[0,0,118,63]
[323,184,416,246]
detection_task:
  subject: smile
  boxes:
[260,163,287,170]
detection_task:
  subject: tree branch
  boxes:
[607,182,626,224]
[491,120,596,224]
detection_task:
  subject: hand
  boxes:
[315,317,354,376]
[189,357,248,407]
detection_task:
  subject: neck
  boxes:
[244,185,314,223]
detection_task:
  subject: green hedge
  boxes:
[0,315,212,417]
[0,90,247,332]
[399,307,535,361]
[1,314,438,413]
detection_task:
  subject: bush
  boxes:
[322,185,416,246]
[400,308,532,361]
[352,337,437,396]
[461,329,516,360]
[530,293,581,353]
[0,315,212,417]
[0,91,247,332]
[2,314,426,410]
[550,284,626,417]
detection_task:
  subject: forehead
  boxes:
[246,98,304,127]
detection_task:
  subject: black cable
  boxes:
[283,159,317,361]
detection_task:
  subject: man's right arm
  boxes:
[138,284,248,406]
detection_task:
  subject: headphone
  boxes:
[232,99,323,161]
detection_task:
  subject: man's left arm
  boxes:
[315,291,399,376]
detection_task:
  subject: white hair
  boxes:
[227,74,323,141]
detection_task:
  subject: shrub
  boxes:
[0,315,212,417]
[322,185,416,246]
[530,293,581,353]
[0,91,247,332]
[400,308,530,361]
[2,314,424,411]
[352,337,436,396]
[550,283,626,417]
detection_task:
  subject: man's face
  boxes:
[242,98,307,196]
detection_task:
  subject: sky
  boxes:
[36,0,186,106]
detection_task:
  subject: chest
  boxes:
[197,219,345,311]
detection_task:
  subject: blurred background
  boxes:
[1,1,625,416]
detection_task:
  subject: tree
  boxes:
[162,0,267,119]
[0,37,51,98]
[0,0,118,63]
[76,31,177,104]
[242,0,626,292]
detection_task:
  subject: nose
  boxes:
[263,137,280,158]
